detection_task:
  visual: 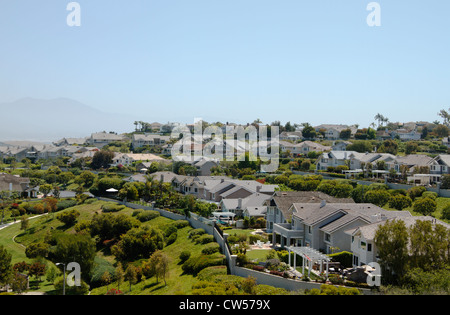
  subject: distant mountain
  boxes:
[0,98,135,142]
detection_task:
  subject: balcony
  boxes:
[273,223,304,239]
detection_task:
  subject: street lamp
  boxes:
[56,263,66,295]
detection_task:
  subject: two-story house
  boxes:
[272,201,412,254]
[265,191,354,233]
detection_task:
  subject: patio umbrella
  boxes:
[106,188,118,193]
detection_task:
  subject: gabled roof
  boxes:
[267,191,354,220]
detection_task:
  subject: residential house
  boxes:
[272,201,412,254]
[0,173,36,198]
[314,124,357,140]
[131,134,171,149]
[280,131,303,142]
[429,154,450,175]
[332,141,352,151]
[193,158,218,176]
[53,138,87,147]
[391,128,421,141]
[220,192,271,218]
[280,141,331,156]
[316,151,396,172]
[86,132,126,148]
[350,216,449,267]
[265,191,354,233]
[111,153,169,167]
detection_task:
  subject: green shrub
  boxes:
[388,194,412,210]
[101,203,126,213]
[179,251,191,263]
[172,220,189,229]
[328,251,353,268]
[136,210,160,222]
[197,266,227,281]
[188,228,206,239]
[165,232,177,246]
[202,243,221,255]
[195,234,215,245]
[422,191,438,200]
[182,253,225,275]
[56,199,77,211]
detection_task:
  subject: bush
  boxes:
[195,234,215,245]
[422,191,438,200]
[408,186,426,200]
[56,199,78,211]
[388,194,413,210]
[172,220,189,229]
[101,203,126,213]
[165,232,178,246]
[196,266,227,282]
[413,197,437,216]
[202,243,221,255]
[136,210,160,222]
[328,251,353,268]
[179,251,191,263]
[188,228,206,239]
[56,209,80,226]
[182,253,225,275]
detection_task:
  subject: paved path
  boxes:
[0,213,48,231]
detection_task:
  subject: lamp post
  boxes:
[56,263,66,295]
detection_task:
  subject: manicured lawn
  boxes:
[246,249,272,263]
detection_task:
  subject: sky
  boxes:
[1,0,450,131]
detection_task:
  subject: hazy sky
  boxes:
[1,0,449,128]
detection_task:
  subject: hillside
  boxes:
[0,98,135,142]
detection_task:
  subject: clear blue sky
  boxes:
[1,0,449,128]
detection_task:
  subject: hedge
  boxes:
[182,253,225,275]
[201,243,221,255]
[136,210,160,222]
[328,251,353,268]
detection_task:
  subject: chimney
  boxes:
[221,179,225,183]
[160,175,164,183]
[238,198,243,209]
[320,200,326,208]
[256,186,261,193]
[9,183,13,192]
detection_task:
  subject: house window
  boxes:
[308,226,312,234]
[368,243,372,252]
[352,236,354,243]
[325,233,331,242]
[361,241,366,250]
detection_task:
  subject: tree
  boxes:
[364,190,391,207]
[57,209,80,226]
[28,261,46,283]
[0,245,12,286]
[115,262,124,291]
[374,219,409,283]
[388,194,412,210]
[301,123,316,139]
[20,215,29,231]
[101,271,112,293]
[409,220,449,271]
[39,184,53,198]
[413,197,437,216]
[433,124,449,138]
[339,128,352,140]
[147,250,170,286]
[124,264,138,292]
[52,234,96,281]
[91,150,115,169]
